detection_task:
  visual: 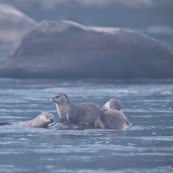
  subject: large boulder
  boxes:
[0,3,36,45]
[0,20,173,79]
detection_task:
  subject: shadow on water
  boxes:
[0,79,173,173]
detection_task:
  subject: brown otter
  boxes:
[102,98,122,111]
[101,99,129,130]
[50,92,105,129]
[0,112,54,128]
[18,112,54,128]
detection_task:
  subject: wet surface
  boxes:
[0,79,173,173]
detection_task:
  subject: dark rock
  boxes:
[0,20,173,79]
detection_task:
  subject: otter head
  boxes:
[50,92,70,105]
[102,98,122,111]
[38,112,54,127]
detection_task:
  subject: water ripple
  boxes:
[0,79,173,173]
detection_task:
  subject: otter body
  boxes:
[102,98,129,130]
[51,92,105,129]
[18,112,54,128]
[0,112,54,128]
[102,110,129,130]
[77,102,104,127]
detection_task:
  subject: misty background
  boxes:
[0,0,173,52]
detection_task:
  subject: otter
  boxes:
[101,99,129,130]
[0,112,54,128]
[18,112,54,128]
[102,98,122,111]
[50,92,105,129]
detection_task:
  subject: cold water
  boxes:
[0,79,173,173]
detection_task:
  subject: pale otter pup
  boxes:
[0,112,54,128]
[50,92,105,129]
[102,99,129,130]
[18,112,54,128]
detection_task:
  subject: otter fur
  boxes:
[102,98,122,111]
[0,112,54,128]
[51,92,105,129]
[102,98,129,130]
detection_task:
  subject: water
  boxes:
[0,79,173,173]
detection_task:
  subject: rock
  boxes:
[0,3,36,45]
[0,20,173,79]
